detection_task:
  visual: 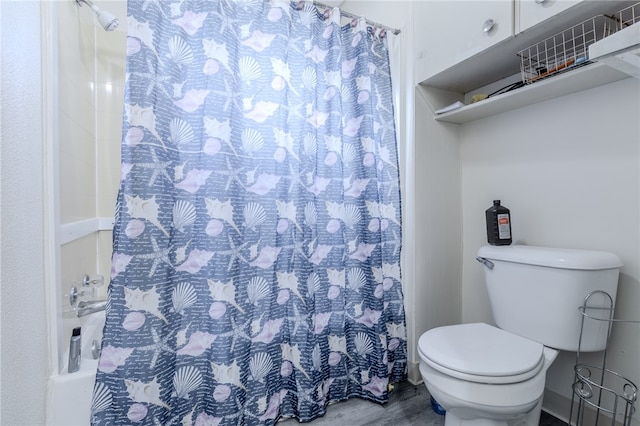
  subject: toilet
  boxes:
[418,245,623,426]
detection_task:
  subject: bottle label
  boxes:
[497,214,511,239]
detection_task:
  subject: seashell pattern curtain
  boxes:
[92,1,406,424]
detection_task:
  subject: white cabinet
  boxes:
[414,1,514,85]
[517,0,582,34]
[414,0,634,123]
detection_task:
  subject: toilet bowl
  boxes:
[418,323,559,426]
[418,245,623,426]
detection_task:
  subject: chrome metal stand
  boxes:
[569,290,639,426]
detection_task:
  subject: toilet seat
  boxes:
[418,323,544,384]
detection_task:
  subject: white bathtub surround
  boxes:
[48,311,105,426]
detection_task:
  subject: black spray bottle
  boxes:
[485,200,512,245]
[68,327,82,373]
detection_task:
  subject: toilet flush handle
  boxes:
[476,257,494,270]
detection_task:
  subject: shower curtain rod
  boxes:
[312,1,401,35]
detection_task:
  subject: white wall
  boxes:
[413,88,462,341]
[1,0,125,422]
[460,77,640,409]
[0,2,49,424]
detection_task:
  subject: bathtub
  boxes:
[47,311,105,426]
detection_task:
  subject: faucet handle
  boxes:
[82,274,104,287]
[69,285,91,307]
[68,274,106,314]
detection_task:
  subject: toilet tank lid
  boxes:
[477,245,623,270]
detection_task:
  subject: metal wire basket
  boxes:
[518,2,640,84]
[611,2,640,32]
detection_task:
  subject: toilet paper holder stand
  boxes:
[569,290,639,426]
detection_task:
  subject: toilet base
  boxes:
[445,412,509,426]
[442,398,542,426]
[418,346,557,426]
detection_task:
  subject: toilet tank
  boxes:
[477,245,623,352]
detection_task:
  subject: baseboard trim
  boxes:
[543,388,639,426]
[407,361,422,385]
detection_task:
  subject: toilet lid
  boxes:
[418,323,544,384]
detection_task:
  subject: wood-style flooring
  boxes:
[279,381,568,425]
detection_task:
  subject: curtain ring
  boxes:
[324,7,340,25]
[351,17,367,33]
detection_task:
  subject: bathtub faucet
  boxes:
[76,299,108,317]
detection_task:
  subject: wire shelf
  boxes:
[612,2,640,30]
[518,2,640,84]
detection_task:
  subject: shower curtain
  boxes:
[92,1,406,424]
